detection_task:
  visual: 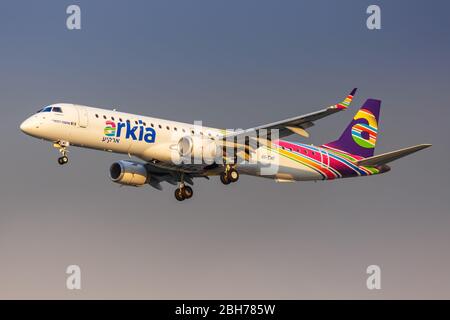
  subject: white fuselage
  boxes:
[20,103,325,181]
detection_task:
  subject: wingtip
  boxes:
[335,88,357,110]
[410,144,432,152]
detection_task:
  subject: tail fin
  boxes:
[323,99,381,158]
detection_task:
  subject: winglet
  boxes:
[335,88,357,110]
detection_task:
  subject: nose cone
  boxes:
[20,118,36,135]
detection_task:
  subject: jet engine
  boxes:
[109,160,149,186]
[177,135,219,164]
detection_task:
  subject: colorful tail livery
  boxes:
[323,99,380,158]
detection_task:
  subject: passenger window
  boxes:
[119,118,123,122]
[166,126,170,130]
[174,127,177,131]
[151,123,154,127]
[103,115,107,119]
[182,128,185,133]
[95,114,99,118]
[158,124,162,129]
[111,117,115,121]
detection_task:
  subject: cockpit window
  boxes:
[36,108,43,113]
[36,106,63,113]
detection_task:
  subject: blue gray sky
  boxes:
[0,0,449,298]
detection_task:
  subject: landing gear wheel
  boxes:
[174,188,185,201]
[54,141,70,165]
[220,172,231,185]
[228,168,239,183]
[182,185,193,199]
[58,156,69,165]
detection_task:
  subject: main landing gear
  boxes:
[220,166,239,185]
[54,141,69,165]
[174,184,193,201]
[174,172,194,201]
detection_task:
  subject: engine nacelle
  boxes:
[178,135,219,164]
[109,160,149,186]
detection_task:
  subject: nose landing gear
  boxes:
[58,155,69,165]
[54,141,70,165]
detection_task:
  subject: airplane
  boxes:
[20,88,431,201]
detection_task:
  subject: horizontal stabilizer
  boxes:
[356,144,431,167]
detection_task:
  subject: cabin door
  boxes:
[77,107,89,128]
[319,147,330,168]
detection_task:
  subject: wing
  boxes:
[223,88,357,140]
